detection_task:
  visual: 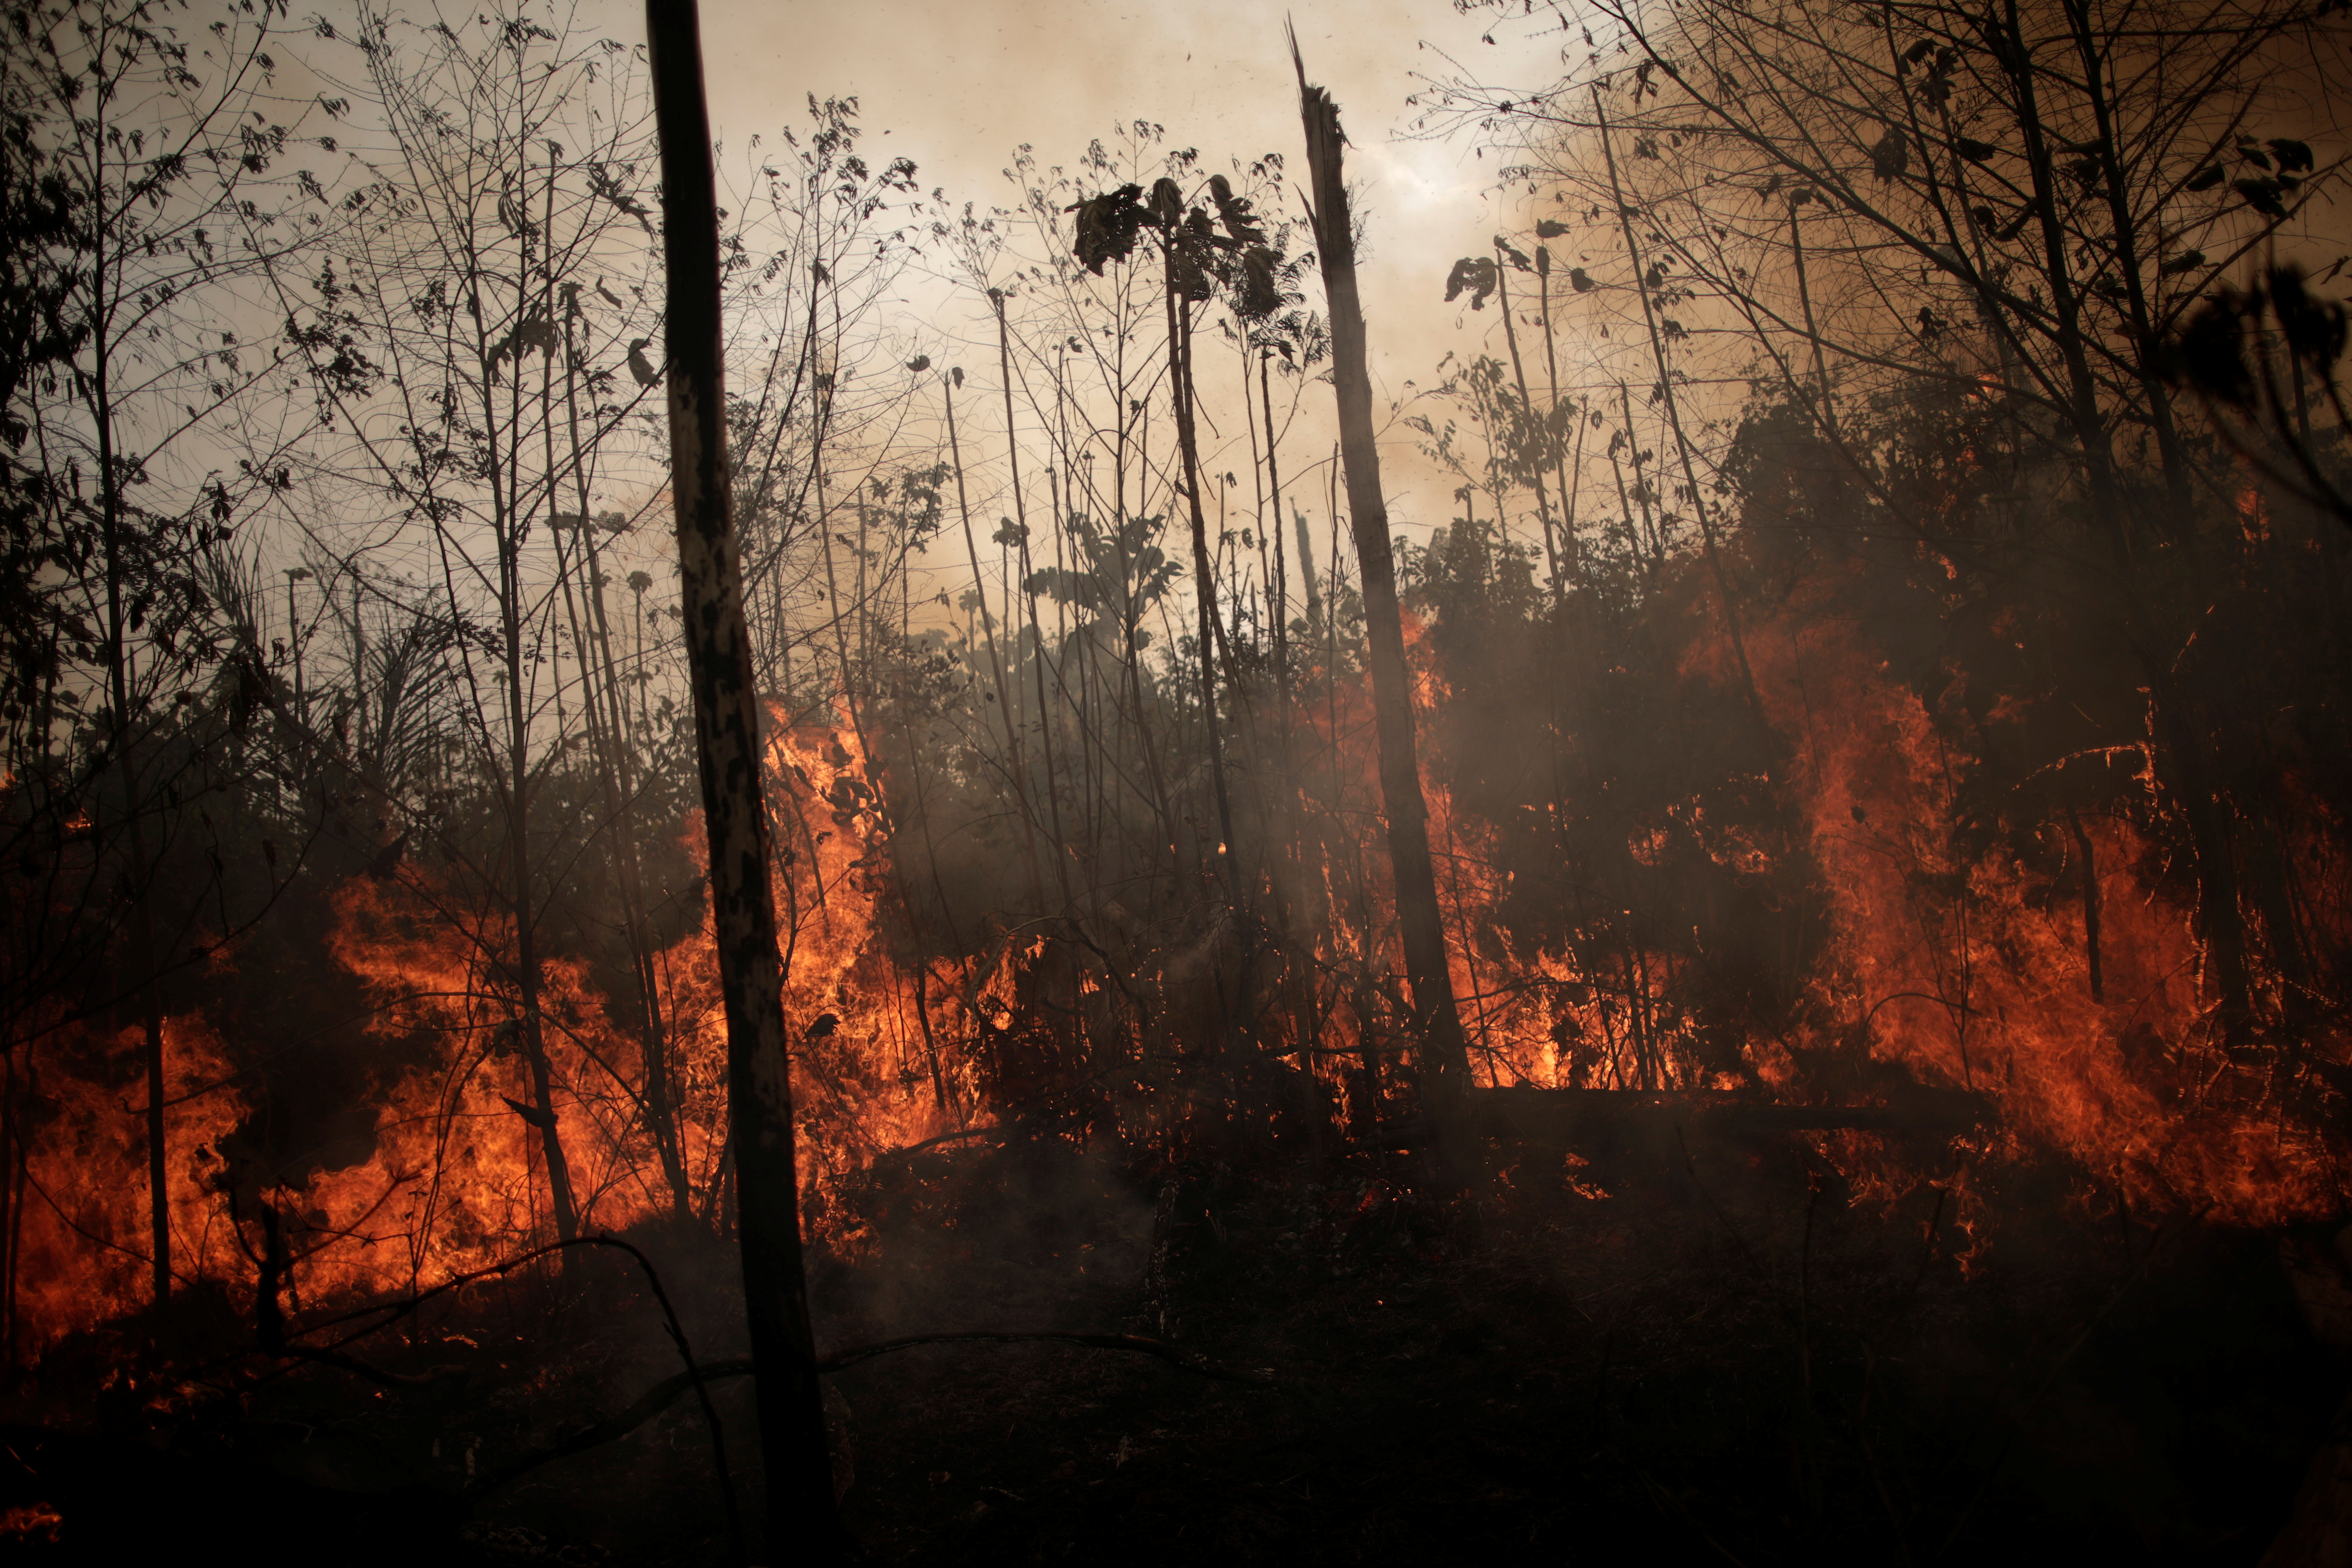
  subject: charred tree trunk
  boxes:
[945,368,1048,904]
[496,463,580,1250]
[645,3,842,1558]
[557,278,690,1218]
[1165,260,1237,865]
[500,637,580,1248]
[2066,807,2104,1004]
[79,145,174,1311]
[1489,240,1559,593]
[122,775,169,1311]
[1262,352,1293,688]
[1533,246,1581,614]
[2147,676,2252,1032]
[1996,0,2125,550]
[999,291,1075,908]
[1292,41,1475,1170]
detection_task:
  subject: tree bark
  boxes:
[1997,0,2125,551]
[2066,807,2104,1004]
[1291,41,1475,1170]
[89,211,172,1312]
[1489,240,1559,593]
[644,3,842,1557]
[500,632,580,1248]
[1165,266,1237,863]
[492,366,579,1248]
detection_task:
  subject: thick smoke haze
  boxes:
[696,0,1532,517]
[8,0,2352,1559]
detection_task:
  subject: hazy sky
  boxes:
[695,0,1559,486]
[698,0,1515,228]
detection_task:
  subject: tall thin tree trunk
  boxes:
[76,83,175,1306]
[999,293,1073,907]
[1533,248,1579,614]
[92,273,172,1311]
[497,470,580,1250]
[561,285,689,1217]
[1788,202,1834,429]
[1292,41,1475,1170]
[2067,806,2104,1003]
[1490,240,1557,589]
[1164,266,1237,863]
[946,370,1047,903]
[4,1044,24,1370]
[468,181,580,1251]
[125,779,169,1311]
[646,4,842,1556]
[2000,0,2124,549]
[1261,353,1291,689]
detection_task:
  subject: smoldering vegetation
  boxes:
[6,0,2352,1561]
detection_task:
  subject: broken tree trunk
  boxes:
[1291,39,1476,1176]
[644,3,842,1558]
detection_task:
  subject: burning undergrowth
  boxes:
[9,0,2352,1553]
[6,388,2352,1565]
[8,477,2352,1351]
[9,1124,2339,1566]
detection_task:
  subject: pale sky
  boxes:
[692,0,1559,523]
[698,0,1521,283]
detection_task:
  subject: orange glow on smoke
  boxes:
[7,580,2346,1359]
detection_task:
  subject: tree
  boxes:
[279,0,677,1242]
[0,0,334,1315]
[645,0,842,1554]
[1293,37,1477,1175]
[1426,0,2352,1042]
[718,93,928,700]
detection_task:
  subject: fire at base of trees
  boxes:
[4,0,2352,1561]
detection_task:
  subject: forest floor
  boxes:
[4,1121,2343,1565]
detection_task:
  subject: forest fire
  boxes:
[6,0,2352,1562]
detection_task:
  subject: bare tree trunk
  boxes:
[75,114,177,1309]
[1489,241,1558,590]
[1261,353,1292,688]
[1164,272,1238,864]
[946,369,1048,903]
[3,1042,24,1370]
[560,303,690,1218]
[1533,249,1582,614]
[496,445,580,1250]
[1996,0,2124,549]
[126,796,169,1310]
[95,358,172,1313]
[2065,807,2104,1004]
[507,712,581,1245]
[1292,41,1475,1172]
[999,292,1075,908]
[645,4,842,1557]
